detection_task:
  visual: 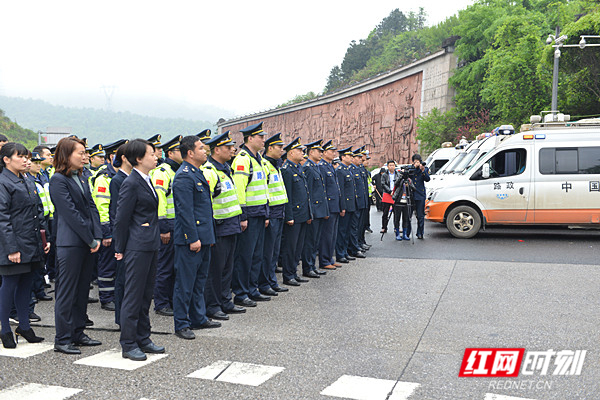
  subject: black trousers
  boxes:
[281,221,307,282]
[205,234,237,315]
[119,250,157,352]
[55,246,94,345]
[393,204,411,231]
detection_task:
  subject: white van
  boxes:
[425,145,458,175]
[425,117,600,238]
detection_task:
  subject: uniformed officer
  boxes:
[280,138,312,286]
[348,148,367,259]
[318,140,342,270]
[259,133,289,296]
[103,139,128,178]
[357,148,372,251]
[32,145,56,282]
[81,140,93,180]
[150,135,182,317]
[301,139,329,278]
[172,135,219,340]
[197,130,212,153]
[231,122,271,306]
[147,134,164,165]
[335,147,357,264]
[202,132,247,320]
[88,144,106,178]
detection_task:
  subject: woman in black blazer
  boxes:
[49,137,103,355]
[0,143,49,348]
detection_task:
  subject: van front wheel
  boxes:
[446,205,481,239]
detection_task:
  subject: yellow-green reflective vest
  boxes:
[203,162,242,220]
[35,181,54,218]
[264,159,288,206]
[91,172,111,224]
[151,163,176,220]
[231,150,269,207]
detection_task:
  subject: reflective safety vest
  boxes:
[231,150,269,207]
[367,172,374,195]
[35,181,54,218]
[91,169,111,224]
[202,161,242,220]
[151,162,176,220]
[263,159,288,206]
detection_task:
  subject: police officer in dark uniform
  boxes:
[335,147,357,263]
[348,148,367,258]
[280,138,312,286]
[407,154,430,239]
[357,148,372,251]
[301,140,329,278]
[318,140,342,270]
[147,134,164,166]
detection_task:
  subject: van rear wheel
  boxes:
[446,205,481,238]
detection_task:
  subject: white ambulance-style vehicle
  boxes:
[425,116,600,238]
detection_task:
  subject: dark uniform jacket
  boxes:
[302,158,329,219]
[411,167,430,201]
[335,163,357,213]
[350,164,368,210]
[281,159,312,223]
[109,170,128,225]
[113,169,160,253]
[49,171,102,248]
[0,168,46,267]
[318,159,341,214]
[172,161,216,246]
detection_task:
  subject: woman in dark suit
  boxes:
[114,139,164,361]
[49,137,102,355]
[0,143,49,348]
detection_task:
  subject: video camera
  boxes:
[399,161,425,179]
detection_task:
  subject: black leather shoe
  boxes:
[417,235,424,239]
[175,327,195,340]
[207,311,229,321]
[74,335,102,346]
[225,305,247,314]
[337,258,349,264]
[122,347,147,361]
[29,312,41,322]
[350,251,366,258]
[140,342,165,354]
[155,307,174,316]
[361,245,370,252]
[272,286,289,292]
[303,271,320,278]
[101,301,115,311]
[259,288,278,296]
[295,277,309,283]
[192,319,222,329]
[249,293,271,301]
[54,344,81,355]
[315,270,327,275]
[15,327,44,343]
[88,297,99,304]
[275,267,283,273]
[36,293,52,301]
[85,318,94,327]
[346,255,356,261]
[283,279,300,286]
[234,297,257,307]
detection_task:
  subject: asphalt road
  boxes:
[0,209,598,400]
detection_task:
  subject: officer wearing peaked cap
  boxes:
[259,133,289,296]
[347,148,367,259]
[150,135,183,317]
[202,131,247,319]
[230,122,271,306]
[335,147,357,264]
[280,137,312,286]
[301,140,329,278]
[147,134,163,164]
[103,139,129,178]
[318,140,342,270]
[196,129,212,141]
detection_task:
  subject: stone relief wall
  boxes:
[225,72,423,166]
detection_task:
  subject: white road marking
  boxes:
[484,395,537,400]
[0,342,54,358]
[321,375,420,400]
[188,360,285,386]
[74,348,168,370]
[0,382,82,400]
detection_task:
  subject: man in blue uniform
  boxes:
[358,148,372,251]
[348,148,367,259]
[407,153,430,239]
[280,138,312,286]
[172,136,219,340]
[335,147,357,264]
[301,140,329,278]
[318,140,342,270]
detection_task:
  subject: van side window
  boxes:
[488,149,527,178]
[539,147,600,174]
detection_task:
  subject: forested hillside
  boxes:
[0,96,215,145]
[0,109,39,149]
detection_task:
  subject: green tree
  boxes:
[416,108,459,154]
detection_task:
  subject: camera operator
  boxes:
[389,166,415,240]
[380,161,396,233]
[408,154,430,239]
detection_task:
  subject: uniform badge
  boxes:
[237,165,245,171]
[156,179,164,186]
[98,187,106,193]
[225,181,233,190]
[256,171,264,180]
[183,166,189,172]
[273,175,279,182]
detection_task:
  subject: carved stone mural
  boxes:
[223,72,423,166]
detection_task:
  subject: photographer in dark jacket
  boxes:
[380,160,397,234]
[407,154,430,239]
[0,143,49,348]
[391,168,416,241]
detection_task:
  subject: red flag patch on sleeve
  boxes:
[156,179,164,186]
[236,165,245,171]
[98,187,106,193]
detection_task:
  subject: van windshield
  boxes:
[454,149,480,173]
[443,152,467,174]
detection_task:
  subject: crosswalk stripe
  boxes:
[0,343,54,359]
[188,360,285,386]
[484,394,537,400]
[74,348,168,370]
[321,375,420,400]
[0,383,82,400]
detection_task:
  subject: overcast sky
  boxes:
[0,0,473,118]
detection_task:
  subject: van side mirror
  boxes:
[482,164,490,179]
